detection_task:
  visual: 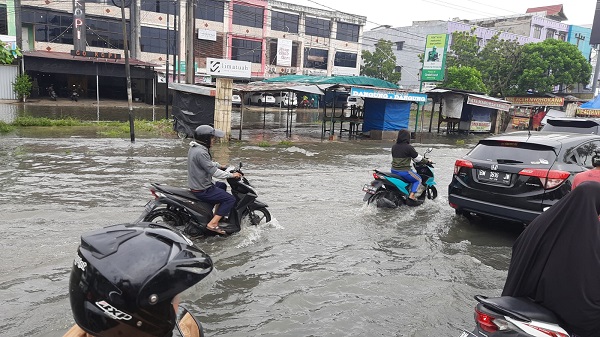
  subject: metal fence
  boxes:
[0,65,17,100]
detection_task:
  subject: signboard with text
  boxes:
[73,0,86,51]
[207,58,251,78]
[421,34,448,82]
[197,29,217,41]
[71,50,121,59]
[505,96,564,107]
[470,121,492,132]
[276,38,292,67]
[467,95,511,111]
[350,87,427,102]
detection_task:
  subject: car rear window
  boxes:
[541,120,600,134]
[468,141,557,165]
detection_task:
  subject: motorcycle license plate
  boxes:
[144,200,158,212]
[362,184,377,194]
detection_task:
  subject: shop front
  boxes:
[505,96,565,130]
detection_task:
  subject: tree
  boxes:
[0,41,21,65]
[516,39,592,94]
[477,35,524,97]
[361,39,401,84]
[440,66,487,93]
[13,74,32,102]
[445,30,480,69]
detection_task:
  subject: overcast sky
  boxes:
[292,0,596,30]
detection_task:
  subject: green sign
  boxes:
[176,61,198,73]
[420,34,449,82]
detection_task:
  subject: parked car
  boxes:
[448,131,600,224]
[345,96,364,109]
[232,94,242,106]
[272,92,298,107]
[249,92,276,105]
[540,117,600,134]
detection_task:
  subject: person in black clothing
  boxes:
[502,181,600,337]
[390,129,430,200]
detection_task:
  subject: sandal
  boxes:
[206,225,226,235]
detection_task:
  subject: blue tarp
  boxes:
[362,99,411,132]
[580,95,600,109]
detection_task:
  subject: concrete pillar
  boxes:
[214,77,233,141]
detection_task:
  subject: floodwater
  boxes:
[0,110,525,337]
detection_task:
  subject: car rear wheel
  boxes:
[144,209,183,227]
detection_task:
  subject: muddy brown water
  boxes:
[0,108,524,337]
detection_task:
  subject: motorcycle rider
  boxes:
[572,149,600,190]
[502,181,600,337]
[64,222,213,337]
[189,125,241,235]
[391,129,431,201]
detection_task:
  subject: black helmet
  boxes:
[69,223,213,337]
[193,125,225,147]
[593,149,600,167]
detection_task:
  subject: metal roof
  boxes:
[263,75,399,89]
[23,50,158,67]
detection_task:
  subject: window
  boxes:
[395,41,404,51]
[572,141,600,168]
[305,17,330,38]
[141,0,177,15]
[304,47,328,69]
[533,25,542,39]
[87,18,128,49]
[558,32,567,41]
[271,11,299,33]
[268,40,298,66]
[546,28,555,40]
[141,26,176,54]
[334,51,357,68]
[232,4,263,28]
[196,0,224,22]
[231,38,262,63]
[336,22,359,42]
[0,5,7,35]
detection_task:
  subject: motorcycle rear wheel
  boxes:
[144,209,183,227]
[369,189,400,207]
[242,207,271,226]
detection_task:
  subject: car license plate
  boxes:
[362,184,377,194]
[478,169,511,185]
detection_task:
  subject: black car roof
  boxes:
[482,131,600,147]
[546,117,600,124]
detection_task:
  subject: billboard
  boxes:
[421,34,448,82]
[207,58,251,78]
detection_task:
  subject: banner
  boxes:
[505,96,564,106]
[73,0,86,51]
[349,87,427,102]
[421,34,448,82]
[276,38,292,67]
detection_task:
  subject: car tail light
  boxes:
[454,159,473,175]
[518,169,570,189]
[449,202,458,209]
[475,308,498,333]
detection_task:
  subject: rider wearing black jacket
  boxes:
[391,129,429,200]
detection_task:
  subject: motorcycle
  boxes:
[47,85,58,101]
[362,147,438,207]
[458,295,570,337]
[137,162,271,237]
[70,85,79,101]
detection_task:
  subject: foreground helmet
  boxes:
[69,223,213,337]
[593,150,600,167]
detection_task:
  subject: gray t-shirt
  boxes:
[187,142,233,190]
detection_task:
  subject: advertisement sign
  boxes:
[576,108,600,117]
[70,50,121,59]
[467,95,511,111]
[207,58,251,78]
[197,29,217,41]
[350,87,427,102]
[276,38,292,67]
[505,96,564,106]
[470,120,492,132]
[73,0,86,51]
[421,34,448,82]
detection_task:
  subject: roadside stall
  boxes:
[504,96,565,131]
[427,89,511,134]
[575,94,600,117]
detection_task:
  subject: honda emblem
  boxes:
[491,164,498,171]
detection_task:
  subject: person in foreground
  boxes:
[502,181,600,337]
[64,222,213,337]
[188,125,241,234]
[391,129,430,201]
[572,149,600,190]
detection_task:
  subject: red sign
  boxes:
[71,50,122,59]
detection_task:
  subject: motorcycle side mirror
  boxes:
[239,162,243,169]
[175,306,203,337]
[425,147,433,154]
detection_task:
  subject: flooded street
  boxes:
[0,124,524,336]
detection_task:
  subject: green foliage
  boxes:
[446,30,480,69]
[516,39,592,94]
[257,141,271,147]
[13,116,83,126]
[440,66,487,93]
[477,35,523,97]
[0,42,21,65]
[0,121,15,133]
[361,39,401,84]
[12,74,33,102]
[278,140,293,147]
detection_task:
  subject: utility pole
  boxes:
[165,9,170,119]
[185,0,195,83]
[173,0,178,84]
[593,45,600,97]
[115,0,135,142]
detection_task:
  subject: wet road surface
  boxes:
[0,131,525,337]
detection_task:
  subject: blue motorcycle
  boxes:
[362,148,438,208]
